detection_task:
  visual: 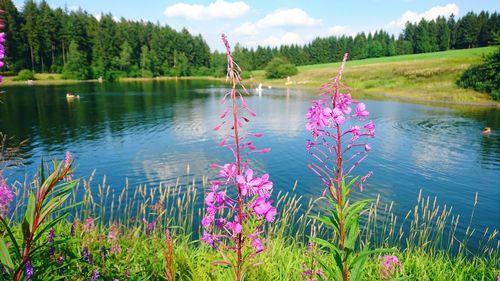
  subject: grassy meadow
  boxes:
[251,47,498,105]
[2,174,498,280]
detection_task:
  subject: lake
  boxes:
[0,80,499,245]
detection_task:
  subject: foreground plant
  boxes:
[0,153,78,280]
[306,53,381,280]
[201,34,276,281]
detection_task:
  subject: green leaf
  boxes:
[310,236,339,252]
[0,217,20,261]
[0,238,14,274]
[314,255,342,281]
[25,192,36,232]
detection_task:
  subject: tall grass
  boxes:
[3,170,498,280]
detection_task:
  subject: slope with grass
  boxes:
[252,47,498,105]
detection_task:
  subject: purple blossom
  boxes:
[0,175,13,217]
[91,269,99,281]
[64,151,74,181]
[101,246,108,262]
[82,247,92,264]
[70,222,76,237]
[25,260,33,280]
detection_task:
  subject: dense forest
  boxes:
[0,0,498,80]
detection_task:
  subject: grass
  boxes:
[250,47,499,106]
[3,171,499,280]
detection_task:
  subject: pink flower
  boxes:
[236,168,262,196]
[84,217,95,231]
[306,100,332,135]
[380,255,401,280]
[364,120,375,137]
[226,220,242,235]
[202,214,215,228]
[337,94,353,114]
[355,103,369,120]
[349,126,361,141]
[332,107,345,125]
[252,197,276,222]
[110,244,122,254]
[219,163,236,180]
[201,231,216,247]
[0,175,13,217]
[251,237,264,253]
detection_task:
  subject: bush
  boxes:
[457,48,500,100]
[265,57,298,79]
[13,69,35,81]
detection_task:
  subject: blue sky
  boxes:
[13,0,499,51]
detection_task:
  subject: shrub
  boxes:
[13,69,35,81]
[265,57,298,79]
[457,48,500,100]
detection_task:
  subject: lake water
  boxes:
[0,80,499,244]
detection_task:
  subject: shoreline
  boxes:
[2,75,498,108]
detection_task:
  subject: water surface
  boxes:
[0,80,498,244]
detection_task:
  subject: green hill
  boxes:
[251,47,498,105]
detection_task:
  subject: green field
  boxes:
[251,47,498,105]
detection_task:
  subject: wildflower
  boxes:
[47,229,56,256]
[226,220,242,236]
[25,260,33,280]
[91,269,99,281]
[64,151,74,181]
[0,175,13,216]
[108,225,118,241]
[58,254,64,276]
[110,244,122,255]
[101,246,108,262]
[82,247,92,264]
[380,255,401,280]
[125,269,130,279]
[236,168,262,196]
[252,197,276,222]
[84,218,95,232]
[355,103,369,120]
[364,120,375,137]
[70,222,76,237]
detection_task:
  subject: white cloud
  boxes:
[328,25,352,36]
[246,32,305,47]
[234,22,259,36]
[164,0,250,20]
[387,3,459,29]
[234,8,321,37]
[93,14,102,21]
[255,8,321,29]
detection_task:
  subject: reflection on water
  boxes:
[0,80,499,245]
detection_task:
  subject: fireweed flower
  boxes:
[306,54,375,280]
[84,217,95,231]
[380,255,401,280]
[0,174,13,217]
[306,53,375,195]
[202,34,275,280]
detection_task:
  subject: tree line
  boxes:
[233,11,499,71]
[0,0,498,80]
